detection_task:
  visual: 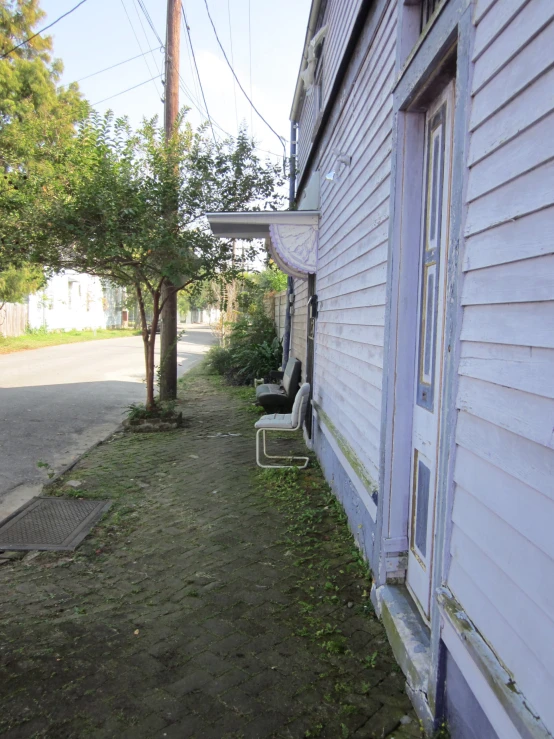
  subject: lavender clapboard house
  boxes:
[207,1,554,736]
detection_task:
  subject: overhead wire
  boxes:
[135,0,164,47]
[119,0,163,99]
[1,0,89,59]
[87,1,281,159]
[130,0,164,95]
[92,73,163,106]
[181,1,203,108]
[226,0,239,133]
[175,81,284,159]
[202,0,286,156]
[248,0,253,135]
[72,47,163,84]
[175,63,282,159]
[180,4,217,145]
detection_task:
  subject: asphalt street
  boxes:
[0,325,215,517]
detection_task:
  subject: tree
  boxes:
[0,0,86,128]
[0,0,87,284]
[1,112,284,409]
[0,263,44,307]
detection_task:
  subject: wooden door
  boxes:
[406,82,454,620]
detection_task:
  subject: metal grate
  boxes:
[0,497,111,552]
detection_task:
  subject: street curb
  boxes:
[42,424,124,490]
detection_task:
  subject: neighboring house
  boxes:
[208,1,554,738]
[28,271,124,331]
[179,306,221,324]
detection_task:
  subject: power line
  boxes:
[175,68,284,159]
[175,78,284,159]
[180,5,217,145]
[135,0,164,47]
[170,7,282,159]
[131,0,164,88]
[120,0,162,99]
[181,3,202,107]
[248,0,253,135]
[72,47,163,83]
[92,73,162,105]
[227,0,239,133]
[202,0,286,155]
[1,0,89,59]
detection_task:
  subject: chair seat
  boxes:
[254,413,294,430]
[255,383,285,398]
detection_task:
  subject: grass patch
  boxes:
[259,466,441,736]
[0,327,141,355]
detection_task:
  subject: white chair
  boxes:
[254,382,311,469]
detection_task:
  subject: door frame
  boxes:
[375,0,474,716]
[405,80,455,621]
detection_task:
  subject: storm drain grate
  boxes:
[0,497,111,551]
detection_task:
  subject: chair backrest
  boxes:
[291,383,310,428]
[282,357,301,398]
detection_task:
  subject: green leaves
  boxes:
[1,110,284,294]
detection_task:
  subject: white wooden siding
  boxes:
[297,88,317,181]
[295,0,364,181]
[313,0,397,490]
[448,4,554,732]
[321,0,362,103]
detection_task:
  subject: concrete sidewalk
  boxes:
[0,368,419,739]
[0,324,215,520]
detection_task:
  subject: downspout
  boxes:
[282,120,298,366]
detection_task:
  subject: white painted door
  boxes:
[406,82,454,620]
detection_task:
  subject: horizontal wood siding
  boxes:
[447,3,554,732]
[291,278,308,381]
[295,0,363,181]
[320,0,362,103]
[314,0,397,488]
[297,88,317,181]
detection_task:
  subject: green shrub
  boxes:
[227,313,277,348]
[209,312,282,385]
[206,345,233,375]
[231,337,282,384]
[126,400,177,420]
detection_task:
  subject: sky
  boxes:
[40,0,312,163]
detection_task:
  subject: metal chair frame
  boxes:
[255,383,310,470]
[255,425,309,469]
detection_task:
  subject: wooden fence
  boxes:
[263,290,287,342]
[0,302,28,338]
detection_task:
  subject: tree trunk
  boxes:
[160,281,177,400]
[146,291,161,411]
[135,282,157,412]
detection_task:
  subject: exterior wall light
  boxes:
[325,153,352,184]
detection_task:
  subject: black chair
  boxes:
[255,357,302,413]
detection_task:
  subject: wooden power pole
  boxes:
[160,0,181,401]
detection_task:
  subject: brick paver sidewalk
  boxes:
[0,369,419,739]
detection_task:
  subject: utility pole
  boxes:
[160,0,181,401]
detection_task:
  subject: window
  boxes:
[68,280,77,310]
[420,0,446,33]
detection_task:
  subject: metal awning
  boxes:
[206,210,320,279]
